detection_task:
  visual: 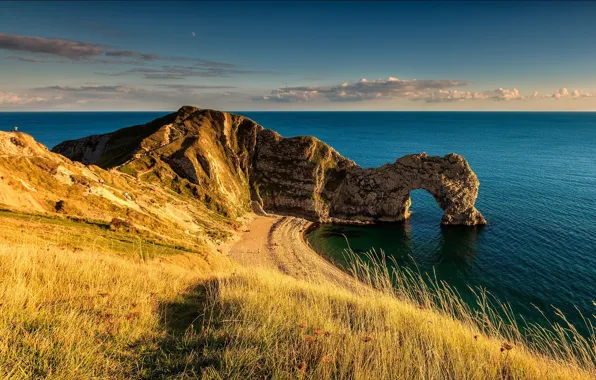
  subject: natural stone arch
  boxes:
[328,153,486,225]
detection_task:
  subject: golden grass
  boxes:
[187,267,595,379]
[0,225,228,378]
[0,216,594,379]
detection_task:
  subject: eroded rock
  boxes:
[52,106,486,226]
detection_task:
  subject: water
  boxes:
[0,112,167,149]
[2,111,595,328]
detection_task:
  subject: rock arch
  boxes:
[326,153,486,225]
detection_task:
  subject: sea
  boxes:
[1,111,595,330]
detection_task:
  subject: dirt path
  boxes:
[226,215,357,288]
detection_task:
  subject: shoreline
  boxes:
[225,214,359,289]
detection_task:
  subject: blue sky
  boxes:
[1,1,596,110]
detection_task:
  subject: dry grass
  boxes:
[178,267,595,379]
[0,216,594,379]
[0,219,229,378]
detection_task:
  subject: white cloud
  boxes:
[552,88,569,99]
[573,90,596,98]
[257,76,596,105]
[257,76,470,103]
[545,88,596,99]
[0,92,47,105]
[494,88,522,101]
[415,89,489,103]
[423,88,522,102]
[259,89,319,102]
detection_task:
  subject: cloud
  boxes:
[6,55,146,65]
[104,50,159,61]
[29,83,243,106]
[0,33,242,69]
[0,92,48,105]
[192,60,239,69]
[0,81,254,110]
[6,56,66,63]
[493,88,522,101]
[154,84,237,90]
[544,88,596,99]
[257,89,319,103]
[99,64,278,79]
[0,33,154,64]
[552,88,569,99]
[160,57,238,68]
[257,76,596,104]
[256,76,470,102]
[36,85,143,93]
[570,89,596,98]
[1,33,272,84]
[21,84,161,108]
[27,85,151,106]
[82,58,145,65]
[414,89,489,103]
[415,88,523,103]
[0,33,105,58]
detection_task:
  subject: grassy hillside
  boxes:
[1,211,593,379]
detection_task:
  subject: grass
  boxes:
[190,270,594,379]
[0,215,594,378]
[0,210,206,260]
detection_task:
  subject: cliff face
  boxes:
[53,106,486,226]
[251,129,356,221]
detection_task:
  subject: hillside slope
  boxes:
[0,131,240,252]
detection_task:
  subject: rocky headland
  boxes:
[52,106,486,226]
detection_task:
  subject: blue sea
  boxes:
[1,111,595,329]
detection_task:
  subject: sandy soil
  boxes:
[226,214,357,288]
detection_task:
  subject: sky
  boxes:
[1,1,596,111]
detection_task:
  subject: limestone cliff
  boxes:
[52,106,486,226]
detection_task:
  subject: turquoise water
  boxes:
[2,111,595,328]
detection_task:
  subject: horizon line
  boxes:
[2,109,596,113]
